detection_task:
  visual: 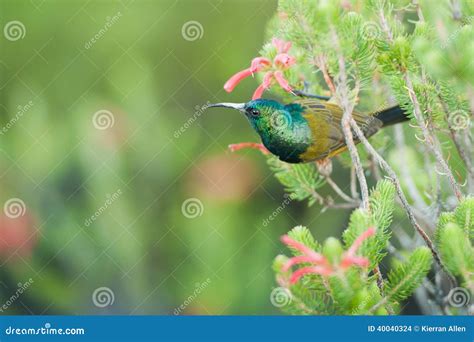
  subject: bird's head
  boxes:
[205,99,310,163]
[205,99,292,136]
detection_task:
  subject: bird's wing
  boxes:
[293,99,382,160]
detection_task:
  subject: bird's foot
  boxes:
[228,142,270,155]
[315,158,333,176]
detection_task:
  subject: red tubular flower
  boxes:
[340,227,375,269]
[273,53,296,69]
[250,57,271,73]
[228,142,270,155]
[272,38,292,53]
[273,71,292,92]
[289,266,333,283]
[252,71,274,99]
[223,69,254,93]
[223,38,296,99]
[281,235,332,284]
[281,227,375,284]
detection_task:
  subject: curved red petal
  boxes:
[346,227,376,257]
[289,266,333,284]
[252,72,274,100]
[228,143,269,155]
[274,71,292,92]
[250,57,271,73]
[282,255,320,272]
[280,235,326,263]
[223,68,253,93]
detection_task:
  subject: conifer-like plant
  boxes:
[225,0,473,315]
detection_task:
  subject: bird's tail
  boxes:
[373,105,410,127]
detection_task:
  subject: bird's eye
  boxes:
[249,108,260,116]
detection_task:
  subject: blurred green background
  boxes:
[0,0,351,314]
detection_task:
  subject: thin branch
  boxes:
[315,55,336,94]
[349,117,457,287]
[438,96,474,192]
[330,27,370,211]
[377,7,463,201]
[404,75,463,201]
[368,155,382,181]
[350,166,358,199]
[373,265,395,315]
[393,125,429,211]
[325,176,359,204]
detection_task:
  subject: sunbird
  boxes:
[206,96,409,163]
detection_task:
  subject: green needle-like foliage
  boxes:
[343,181,395,266]
[273,182,431,315]
[436,197,474,291]
[384,247,432,303]
[262,0,473,315]
[268,157,325,206]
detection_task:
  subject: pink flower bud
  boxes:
[272,38,292,53]
[273,53,296,69]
